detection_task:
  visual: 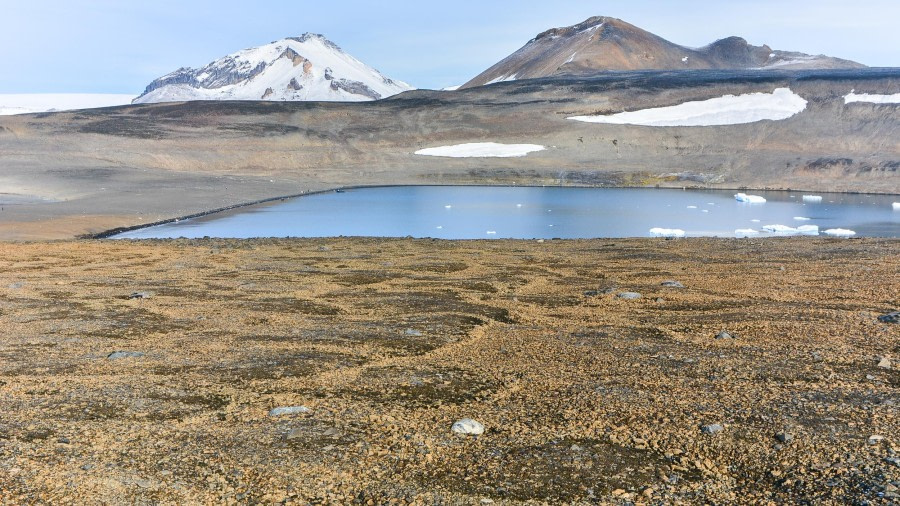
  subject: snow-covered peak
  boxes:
[134,34,413,104]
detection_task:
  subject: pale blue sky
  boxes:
[1,0,897,94]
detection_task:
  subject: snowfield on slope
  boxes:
[568,88,807,126]
[415,143,546,158]
[134,34,413,104]
[844,92,900,104]
[0,94,135,115]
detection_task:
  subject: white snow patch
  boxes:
[0,94,135,115]
[565,53,577,64]
[844,91,900,104]
[649,228,686,238]
[763,224,819,236]
[415,142,545,158]
[484,74,518,85]
[682,56,689,63]
[802,195,823,203]
[824,228,856,237]
[735,193,767,204]
[568,88,807,127]
[735,229,759,237]
[441,85,461,91]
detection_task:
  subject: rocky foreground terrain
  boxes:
[0,237,897,504]
[0,69,897,240]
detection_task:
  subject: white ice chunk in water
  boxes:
[735,193,767,203]
[893,202,900,210]
[794,217,812,221]
[650,228,686,238]
[844,91,900,104]
[567,88,807,126]
[803,195,823,203]
[763,224,819,235]
[416,142,545,158]
[751,219,761,223]
[687,205,698,209]
[486,231,497,235]
[735,229,759,237]
[824,228,856,237]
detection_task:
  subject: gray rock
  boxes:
[81,463,95,471]
[617,292,642,300]
[269,406,310,417]
[404,329,423,337]
[661,280,685,288]
[57,437,71,445]
[775,432,794,443]
[285,428,304,440]
[107,351,145,360]
[451,418,485,436]
[885,457,900,469]
[715,331,735,340]
[701,424,724,435]
[877,311,899,324]
[127,292,151,300]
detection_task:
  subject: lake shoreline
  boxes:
[91,183,900,239]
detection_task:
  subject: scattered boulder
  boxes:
[775,432,794,444]
[877,357,892,369]
[701,424,724,435]
[617,292,642,300]
[661,280,684,288]
[451,418,485,436]
[269,406,310,417]
[127,292,151,300]
[715,331,735,340]
[877,311,899,324]
[867,435,885,445]
[107,351,144,360]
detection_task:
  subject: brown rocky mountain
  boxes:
[462,16,865,88]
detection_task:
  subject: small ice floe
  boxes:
[751,219,761,223]
[893,202,900,210]
[436,226,443,229]
[735,229,760,238]
[824,228,856,237]
[762,224,819,235]
[415,142,545,158]
[649,228,686,238]
[793,217,812,221]
[687,205,698,209]
[486,231,497,235]
[803,195,823,203]
[516,204,523,208]
[444,205,452,209]
[735,193,767,203]
[702,209,710,213]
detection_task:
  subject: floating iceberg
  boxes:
[735,229,760,237]
[893,202,900,210]
[793,217,811,221]
[763,224,819,235]
[735,193,767,203]
[803,195,823,203]
[824,228,856,237]
[650,228,686,238]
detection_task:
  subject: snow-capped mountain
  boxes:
[134,34,413,104]
[462,17,865,88]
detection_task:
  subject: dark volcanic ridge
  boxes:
[463,16,865,88]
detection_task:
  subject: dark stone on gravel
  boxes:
[127,292,151,300]
[878,311,899,324]
[775,432,794,443]
[107,351,145,360]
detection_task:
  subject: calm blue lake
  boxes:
[113,186,900,239]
